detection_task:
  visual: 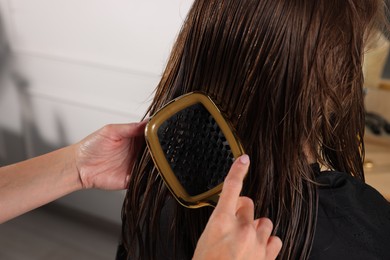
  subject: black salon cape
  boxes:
[116,169,390,259]
[309,170,390,259]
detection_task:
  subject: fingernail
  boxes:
[239,154,250,164]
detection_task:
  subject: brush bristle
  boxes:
[157,103,234,196]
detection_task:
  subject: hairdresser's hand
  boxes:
[193,155,282,260]
[74,121,147,190]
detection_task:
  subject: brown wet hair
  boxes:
[121,0,386,259]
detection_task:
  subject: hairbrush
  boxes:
[145,92,245,208]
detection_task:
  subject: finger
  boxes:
[235,196,255,224]
[215,154,250,215]
[266,236,283,259]
[255,217,274,245]
[124,120,148,137]
[124,174,131,189]
[107,120,148,139]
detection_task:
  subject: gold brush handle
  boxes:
[207,193,219,208]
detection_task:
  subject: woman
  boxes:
[119,0,390,259]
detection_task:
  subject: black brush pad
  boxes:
[157,103,234,196]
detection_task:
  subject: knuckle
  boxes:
[239,196,254,208]
[101,124,114,132]
[238,223,256,240]
[261,217,274,230]
[209,214,231,232]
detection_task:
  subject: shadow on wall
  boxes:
[0,4,68,166]
[0,14,126,225]
[0,63,68,166]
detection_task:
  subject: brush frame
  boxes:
[145,92,245,208]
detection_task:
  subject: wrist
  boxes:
[65,143,84,191]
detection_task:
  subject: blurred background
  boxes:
[0,0,192,259]
[0,1,389,259]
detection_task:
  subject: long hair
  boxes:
[121,0,385,259]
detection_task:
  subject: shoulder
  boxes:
[315,171,389,213]
[310,171,390,259]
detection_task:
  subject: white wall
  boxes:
[0,0,192,223]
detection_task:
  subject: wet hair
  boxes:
[120,0,386,259]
